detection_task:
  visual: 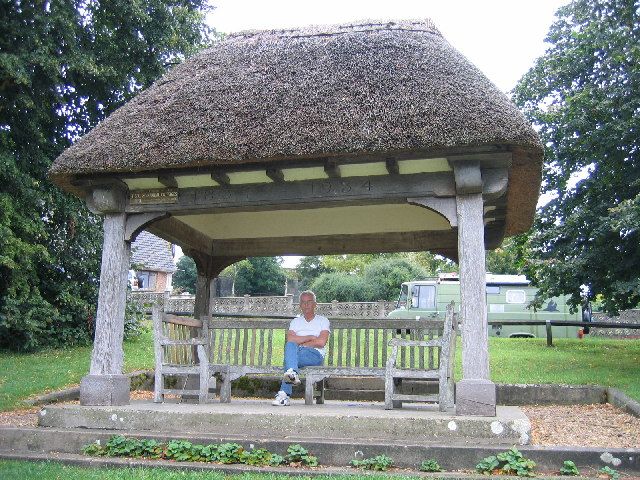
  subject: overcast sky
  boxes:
[197,1,568,267]
[207,0,568,93]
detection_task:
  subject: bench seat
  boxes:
[153,305,456,410]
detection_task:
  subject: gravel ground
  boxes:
[2,393,638,449]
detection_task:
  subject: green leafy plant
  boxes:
[560,460,579,476]
[350,454,394,471]
[600,466,620,480]
[82,441,105,456]
[420,459,443,472]
[269,454,285,466]
[285,444,318,467]
[165,440,195,462]
[476,447,535,477]
[240,448,274,466]
[216,443,244,464]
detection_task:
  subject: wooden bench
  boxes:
[152,305,456,410]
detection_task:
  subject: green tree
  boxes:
[296,255,331,290]
[173,256,197,293]
[485,235,531,275]
[311,272,371,302]
[513,0,640,313]
[0,1,212,350]
[234,257,286,296]
[363,258,426,301]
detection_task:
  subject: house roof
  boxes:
[49,19,542,197]
[131,231,176,273]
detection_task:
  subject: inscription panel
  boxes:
[130,189,178,205]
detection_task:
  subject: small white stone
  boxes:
[119,417,124,422]
[111,414,118,421]
[40,409,46,416]
[249,444,254,449]
[491,421,504,435]
[611,458,622,467]
[447,420,457,431]
[96,440,101,445]
[600,452,614,463]
[354,451,364,459]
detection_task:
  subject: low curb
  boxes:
[23,379,640,418]
[1,426,638,473]
[0,450,604,479]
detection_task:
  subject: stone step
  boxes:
[36,400,529,445]
[2,426,638,473]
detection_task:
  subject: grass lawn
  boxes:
[1,326,638,411]
[0,460,401,480]
[0,328,154,411]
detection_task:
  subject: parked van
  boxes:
[387,273,592,338]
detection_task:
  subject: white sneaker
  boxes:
[283,368,301,385]
[272,390,290,406]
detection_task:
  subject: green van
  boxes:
[387,274,592,338]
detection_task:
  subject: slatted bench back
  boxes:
[205,318,289,367]
[324,318,445,370]
[201,314,446,370]
[157,313,204,365]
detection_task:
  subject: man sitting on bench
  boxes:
[272,290,330,406]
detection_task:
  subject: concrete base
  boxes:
[456,379,496,416]
[37,399,529,446]
[2,425,639,473]
[80,374,130,406]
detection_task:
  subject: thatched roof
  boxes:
[50,19,542,189]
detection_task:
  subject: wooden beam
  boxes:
[385,158,399,175]
[324,160,341,178]
[126,172,457,214]
[146,217,213,255]
[209,230,458,257]
[158,175,178,188]
[266,168,284,183]
[210,170,230,185]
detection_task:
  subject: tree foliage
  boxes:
[311,273,371,302]
[234,257,286,296]
[173,256,197,294]
[513,0,640,313]
[311,257,426,302]
[363,258,426,301]
[0,1,212,350]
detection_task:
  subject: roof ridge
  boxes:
[227,19,442,40]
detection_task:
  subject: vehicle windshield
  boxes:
[396,284,408,309]
[411,284,436,309]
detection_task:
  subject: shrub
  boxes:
[311,272,371,302]
[350,454,393,471]
[285,444,318,467]
[420,459,443,472]
[363,258,426,300]
[560,460,579,476]
[476,447,535,477]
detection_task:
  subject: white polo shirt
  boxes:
[289,314,331,357]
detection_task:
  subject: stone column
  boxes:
[453,162,496,416]
[80,188,131,405]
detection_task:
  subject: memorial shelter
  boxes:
[49,20,543,416]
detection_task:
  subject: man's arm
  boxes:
[299,330,329,348]
[287,330,316,344]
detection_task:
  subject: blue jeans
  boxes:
[280,341,324,395]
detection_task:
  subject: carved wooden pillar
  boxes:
[452,161,496,416]
[185,251,244,319]
[80,188,131,406]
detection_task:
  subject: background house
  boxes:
[130,231,176,293]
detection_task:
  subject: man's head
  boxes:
[299,290,317,320]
